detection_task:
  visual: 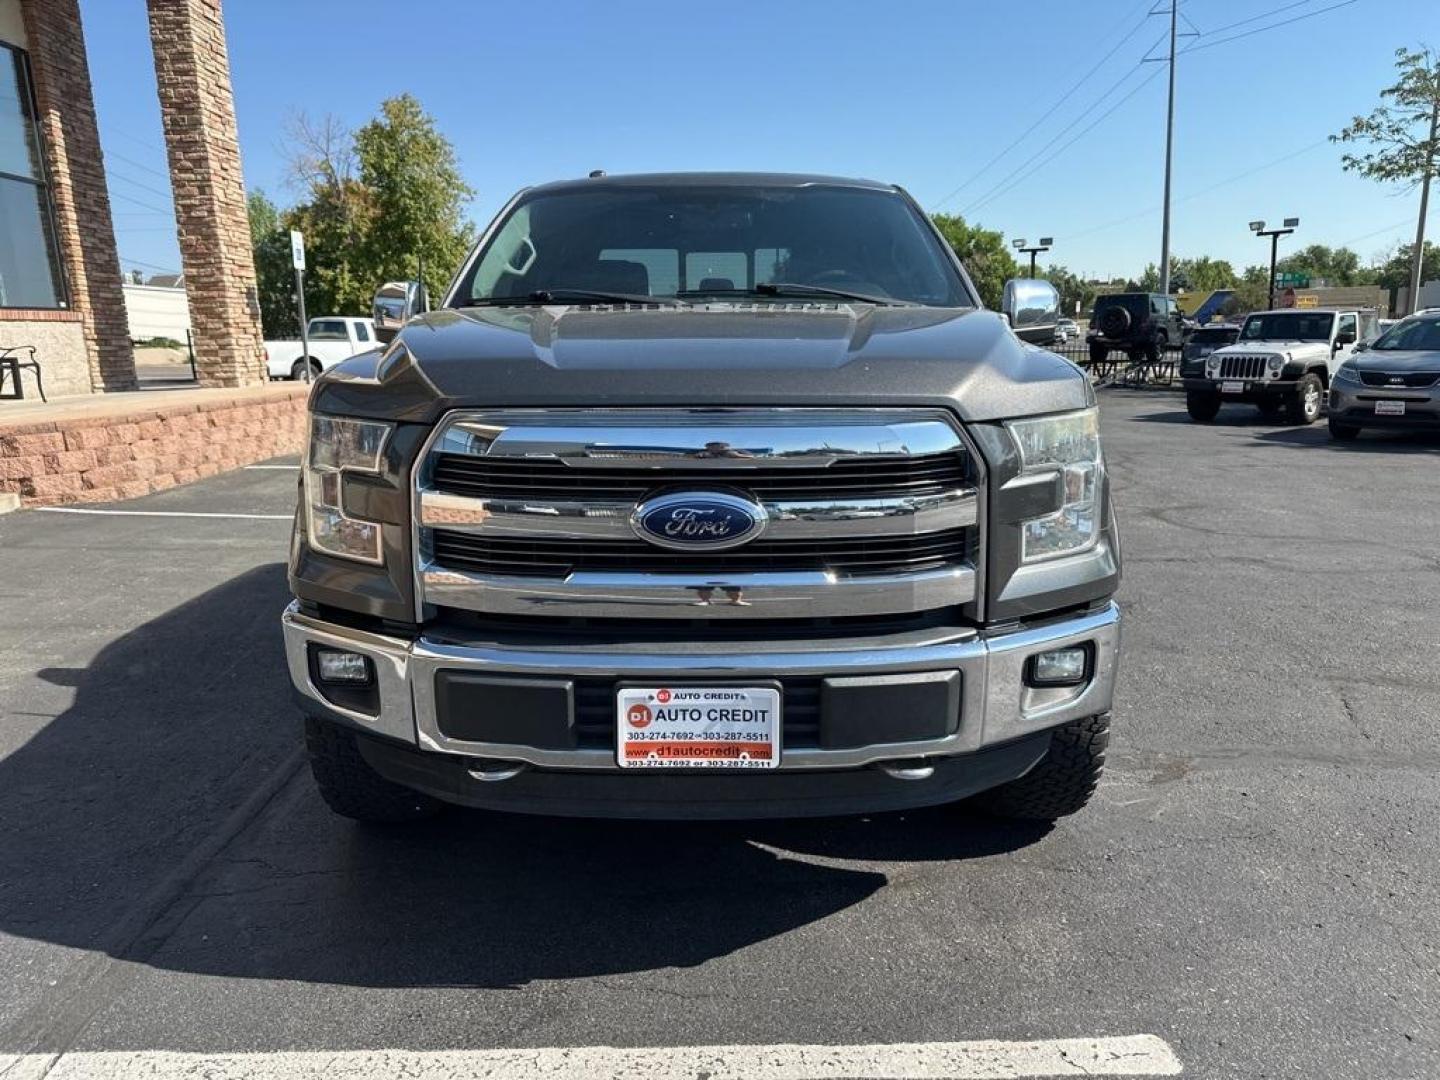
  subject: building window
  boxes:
[0,42,65,309]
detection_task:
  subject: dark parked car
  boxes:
[1178,323,1241,378]
[1087,292,1186,367]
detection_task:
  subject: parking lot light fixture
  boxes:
[1014,236,1052,278]
[1251,217,1299,308]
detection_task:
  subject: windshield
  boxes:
[1240,312,1334,341]
[1190,327,1236,344]
[452,183,970,307]
[1371,314,1440,351]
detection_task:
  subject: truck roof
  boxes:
[526,171,897,195]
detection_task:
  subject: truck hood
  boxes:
[1211,339,1330,358]
[312,304,1090,425]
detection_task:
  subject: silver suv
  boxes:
[1328,310,1440,440]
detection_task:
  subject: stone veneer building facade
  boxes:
[0,0,263,398]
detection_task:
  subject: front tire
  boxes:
[977,714,1110,821]
[305,717,442,823]
[1328,418,1362,440]
[1287,373,1323,425]
[1187,391,1221,422]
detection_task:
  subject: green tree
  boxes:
[1219,265,1271,318]
[1172,255,1237,294]
[1333,47,1440,312]
[1274,243,1373,287]
[354,94,475,300]
[930,213,1019,308]
[1041,263,1096,320]
[1375,240,1440,294]
[247,189,300,339]
[282,112,374,318]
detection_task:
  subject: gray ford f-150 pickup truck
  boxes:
[282,173,1122,822]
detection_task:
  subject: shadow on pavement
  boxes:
[1253,426,1440,454]
[0,564,1047,995]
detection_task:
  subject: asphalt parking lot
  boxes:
[1,392,1436,1079]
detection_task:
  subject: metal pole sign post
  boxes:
[291,230,311,383]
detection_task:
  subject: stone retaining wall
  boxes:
[0,384,308,505]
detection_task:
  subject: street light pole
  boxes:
[1250,218,1299,309]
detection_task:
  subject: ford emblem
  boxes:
[630,491,768,551]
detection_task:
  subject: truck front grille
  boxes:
[431,528,970,578]
[1219,355,1267,379]
[430,453,966,500]
[414,409,982,623]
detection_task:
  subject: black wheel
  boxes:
[304,716,442,823]
[1286,373,1323,425]
[291,358,322,381]
[1256,399,1284,419]
[1328,418,1362,440]
[1186,391,1221,422]
[977,714,1110,821]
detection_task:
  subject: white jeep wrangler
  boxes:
[1183,308,1379,424]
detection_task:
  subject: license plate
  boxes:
[1375,401,1406,416]
[1221,380,1245,394]
[617,686,781,769]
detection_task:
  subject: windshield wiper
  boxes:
[676,283,910,307]
[458,289,683,307]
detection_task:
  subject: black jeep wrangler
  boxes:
[1087,292,1185,368]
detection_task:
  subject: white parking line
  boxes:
[243,464,299,470]
[32,507,291,521]
[0,1036,1183,1079]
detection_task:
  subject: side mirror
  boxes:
[373,280,427,345]
[1352,340,1369,353]
[1001,278,1061,346]
[1334,330,1356,347]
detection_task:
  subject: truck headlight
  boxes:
[1006,408,1102,563]
[1205,357,1220,376]
[1333,362,1364,385]
[1267,356,1285,374]
[304,414,392,564]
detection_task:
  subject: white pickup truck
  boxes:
[265,316,377,381]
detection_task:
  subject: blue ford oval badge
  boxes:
[631,492,768,551]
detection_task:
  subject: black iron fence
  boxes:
[1045,337,1182,388]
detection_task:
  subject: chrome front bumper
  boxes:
[282,601,1121,771]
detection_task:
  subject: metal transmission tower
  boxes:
[1144,2,1198,298]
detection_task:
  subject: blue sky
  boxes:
[80,0,1437,286]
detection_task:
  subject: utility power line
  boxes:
[929,0,1154,209]
[110,190,172,215]
[964,64,1166,218]
[1180,0,1360,55]
[119,253,181,274]
[1062,138,1330,242]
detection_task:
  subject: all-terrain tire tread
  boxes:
[978,713,1110,820]
[304,716,441,823]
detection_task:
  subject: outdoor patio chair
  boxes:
[0,345,46,402]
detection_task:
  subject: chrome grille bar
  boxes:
[413,408,982,622]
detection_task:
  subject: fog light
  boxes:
[1028,646,1090,687]
[315,649,372,685]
